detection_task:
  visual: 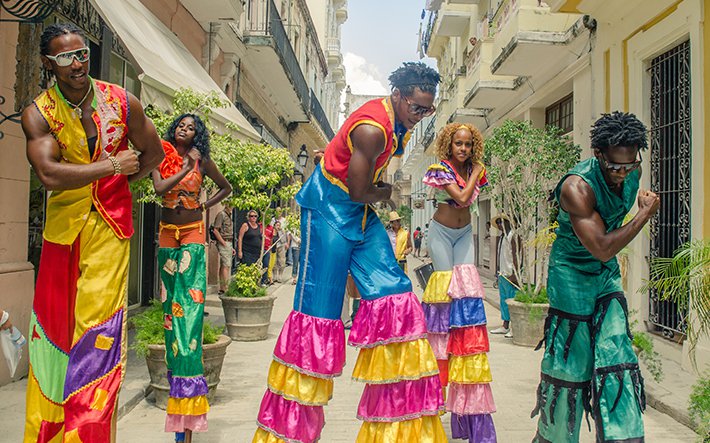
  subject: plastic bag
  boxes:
[1,326,25,377]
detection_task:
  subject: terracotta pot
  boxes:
[506,299,549,347]
[220,294,276,341]
[145,334,232,409]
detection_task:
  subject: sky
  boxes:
[340,1,437,96]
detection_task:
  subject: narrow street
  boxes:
[114,258,697,442]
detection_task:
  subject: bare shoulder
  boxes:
[21,104,49,139]
[559,175,596,216]
[350,123,386,154]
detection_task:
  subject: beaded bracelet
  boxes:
[108,156,122,175]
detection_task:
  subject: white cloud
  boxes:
[343,53,388,95]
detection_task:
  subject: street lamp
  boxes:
[297,144,309,168]
[293,169,304,182]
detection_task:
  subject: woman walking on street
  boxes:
[422,122,497,442]
[238,210,263,265]
[272,220,287,283]
[152,114,232,443]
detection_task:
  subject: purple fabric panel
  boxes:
[450,413,497,443]
[168,371,209,398]
[64,309,123,399]
[422,302,451,333]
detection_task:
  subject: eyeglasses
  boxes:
[248,214,258,218]
[45,47,90,67]
[599,151,642,173]
[403,96,436,117]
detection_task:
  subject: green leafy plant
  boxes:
[131,300,222,357]
[226,263,267,298]
[628,311,663,383]
[513,284,549,304]
[485,120,580,293]
[642,239,710,367]
[688,370,710,442]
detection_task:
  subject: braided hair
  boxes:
[165,113,211,161]
[590,111,648,151]
[388,62,440,96]
[40,23,85,56]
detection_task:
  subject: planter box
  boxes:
[220,294,276,341]
[506,299,549,347]
[145,334,232,410]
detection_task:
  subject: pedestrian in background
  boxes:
[413,226,422,257]
[213,201,235,295]
[490,213,520,338]
[22,22,164,442]
[238,210,263,266]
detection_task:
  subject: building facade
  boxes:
[0,0,346,387]
[407,0,708,372]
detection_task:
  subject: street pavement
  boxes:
[0,257,699,442]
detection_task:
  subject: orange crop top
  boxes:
[159,140,203,209]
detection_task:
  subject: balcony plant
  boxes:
[131,301,231,409]
[219,263,276,341]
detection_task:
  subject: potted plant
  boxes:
[220,263,276,341]
[688,370,710,441]
[506,284,549,347]
[132,301,231,409]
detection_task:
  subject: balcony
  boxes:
[335,0,348,24]
[242,0,309,121]
[326,37,342,66]
[182,0,244,22]
[449,0,480,3]
[309,89,335,141]
[490,0,585,76]
[463,39,524,109]
[448,108,488,130]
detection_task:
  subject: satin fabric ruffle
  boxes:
[256,390,324,443]
[267,361,333,406]
[165,413,207,433]
[348,291,428,347]
[448,325,490,356]
[253,428,287,443]
[356,415,448,443]
[357,375,444,421]
[168,373,209,398]
[448,264,485,299]
[273,310,345,378]
[448,354,492,384]
[422,303,451,333]
[352,338,439,383]
[166,395,210,416]
[427,333,449,360]
[422,271,453,304]
[449,298,488,328]
[451,413,497,443]
[446,383,496,415]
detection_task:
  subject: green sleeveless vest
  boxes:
[549,157,639,274]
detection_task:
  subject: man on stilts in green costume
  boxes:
[532,112,660,443]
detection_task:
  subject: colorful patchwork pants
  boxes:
[423,219,497,442]
[158,222,209,433]
[532,264,645,442]
[253,208,446,442]
[24,213,129,443]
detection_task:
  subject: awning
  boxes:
[89,0,261,141]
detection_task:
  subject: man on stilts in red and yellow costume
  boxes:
[253,62,447,442]
[21,23,164,442]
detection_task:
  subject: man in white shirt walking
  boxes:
[490,214,520,338]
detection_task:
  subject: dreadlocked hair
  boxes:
[388,62,440,96]
[40,23,85,56]
[434,122,484,164]
[590,111,648,151]
[165,113,211,160]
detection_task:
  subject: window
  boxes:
[545,93,573,134]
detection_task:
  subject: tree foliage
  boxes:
[485,120,580,291]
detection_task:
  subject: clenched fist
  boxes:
[115,149,140,175]
[637,189,660,217]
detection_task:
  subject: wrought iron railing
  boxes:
[0,0,59,22]
[244,0,310,112]
[309,89,334,140]
[647,39,691,339]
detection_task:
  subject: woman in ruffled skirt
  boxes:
[422,122,497,442]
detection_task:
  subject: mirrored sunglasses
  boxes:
[403,96,436,117]
[601,151,642,173]
[46,47,90,67]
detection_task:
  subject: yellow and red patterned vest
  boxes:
[34,79,134,244]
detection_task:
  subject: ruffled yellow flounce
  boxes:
[352,338,439,383]
[166,395,210,415]
[252,427,287,442]
[422,271,452,304]
[267,360,333,406]
[355,415,447,442]
[448,354,492,384]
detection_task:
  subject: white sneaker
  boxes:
[504,330,513,338]
[490,326,510,334]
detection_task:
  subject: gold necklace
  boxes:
[65,85,92,119]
